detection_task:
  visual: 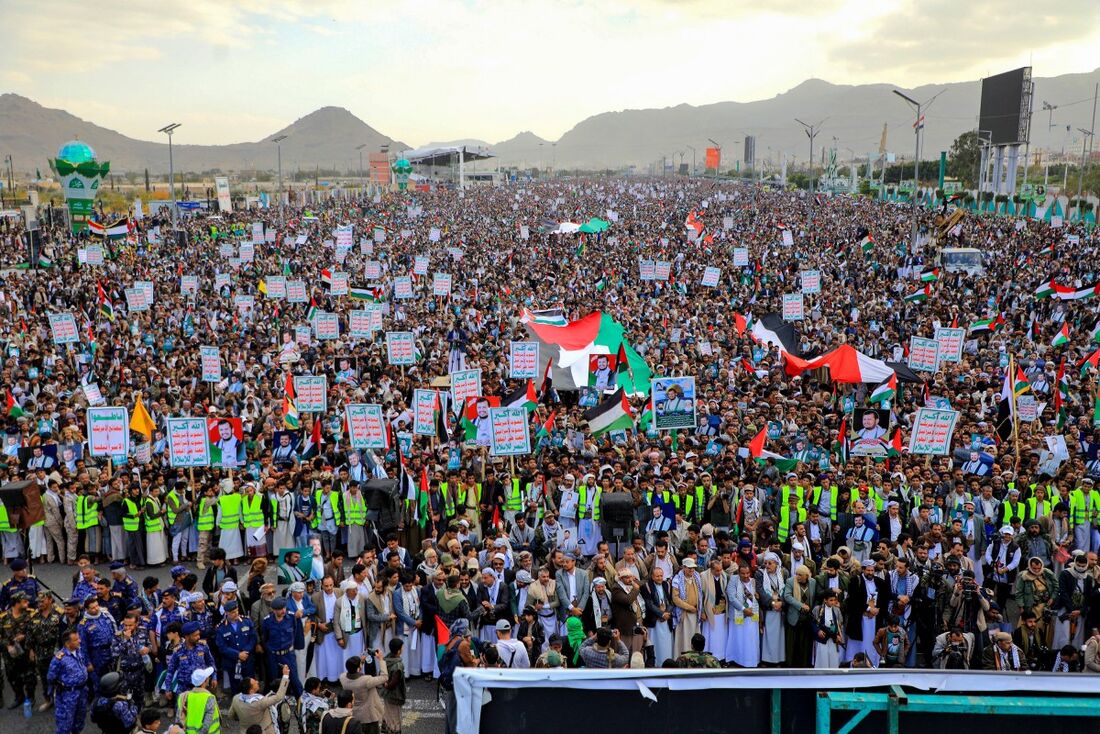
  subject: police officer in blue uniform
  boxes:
[90,672,139,733]
[152,588,185,647]
[215,600,257,694]
[47,630,89,734]
[259,596,303,696]
[0,559,42,611]
[183,592,216,644]
[78,594,118,688]
[165,620,216,699]
[108,562,139,608]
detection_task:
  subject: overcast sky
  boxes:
[3,0,1099,147]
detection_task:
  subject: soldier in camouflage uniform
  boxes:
[674,633,722,668]
[110,614,150,707]
[29,592,62,711]
[0,590,38,706]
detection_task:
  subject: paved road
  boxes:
[0,560,445,734]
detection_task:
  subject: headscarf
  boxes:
[565,616,585,666]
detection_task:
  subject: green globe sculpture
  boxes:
[49,140,110,232]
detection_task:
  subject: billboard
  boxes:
[979,66,1031,145]
[744,136,755,166]
[214,176,232,213]
[705,147,721,172]
[369,153,391,185]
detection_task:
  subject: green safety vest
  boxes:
[1070,489,1100,526]
[442,482,454,517]
[311,490,344,527]
[218,493,241,530]
[345,493,367,524]
[181,689,220,734]
[165,489,180,525]
[504,478,523,512]
[241,494,265,528]
[1002,501,1026,524]
[578,485,601,521]
[0,504,14,533]
[857,493,885,513]
[122,498,141,532]
[1026,497,1052,519]
[76,496,99,530]
[777,505,807,542]
[144,497,163,532]
[456,483,480,509]
[196,498,216,532]
[809,485,836,521]
[780,484,806,506]
[684,485,708,520]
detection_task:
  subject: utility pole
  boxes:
[1076,127,1093,217]
[273,135,287,223]
[892,89,944,252]
[795,118,825,222]
[686,146,696,177]
[157,123,181,233]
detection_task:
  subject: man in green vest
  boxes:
[121,485,146,568]
[177,665,220,734]
[777,492,807,544]
[166,480,193,564]
[195,485,218,570]
[240,483,267,560]
[503,475,524,526]
[343,483,368,557]
[217,483,244,564]
[1070,478,1100,553]
[76,487,102,562]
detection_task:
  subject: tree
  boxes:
[947,131,980,189]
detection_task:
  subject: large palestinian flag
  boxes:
[525,311,652,396]
[782,344,895,384]
[750,313,802,355]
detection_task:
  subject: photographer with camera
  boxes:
[931,627,974,669]
[1011,611,1050,671]
[911,559,948,666]
[298,677,334,734]
[982,526,1021,616]
[945,569,995,662]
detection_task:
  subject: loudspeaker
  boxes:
[601,492,634,527]
[176,230,188,248]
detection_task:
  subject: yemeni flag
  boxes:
[583,389,634,436]
[301,419,323,460]
[1034,279,1057,300]
[435,616,452,661]
[283,373,300,430]
[98,282,115,321]
[320,268,333,288]
[1078,346,1100,377]
[503,380,538,412]
[1051,323,1070,348]
[750,313,801,355]
[1053,282,1100,300]
[869,374,897,404]
[860,234,874,254]
[5,390,24,418]
[832,419,849,465]
[88,218,132,240]
[525,311,652,396]
[919,268,941,282]
[904,284,931,303]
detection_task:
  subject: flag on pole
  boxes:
[832,419,849,465]
[1079,346,1100,377]
[283,373,300,430]
[1051,323,1070,348]
[98,282,115,321]
[860,234,874,254]
[869,374,897,404]
[903,284,931,303]
[919,268,941,282]
[301,419,323,460]
[5,390,24,418]
[583,389,633,436]
[130,394,155,439]
[1091,320,1100,343]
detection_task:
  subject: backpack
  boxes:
[438,646,461,689]
[90,699,128,734]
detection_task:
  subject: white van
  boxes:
[937,247,984,276]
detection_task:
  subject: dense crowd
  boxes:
[0,175,1098,734]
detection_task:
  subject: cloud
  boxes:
[830,0,1100,77]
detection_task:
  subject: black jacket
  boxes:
[844,573,892,641]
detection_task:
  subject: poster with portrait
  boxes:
[335,357,359,386]
[463,395,501,447]
[588,354,618,391]
[207,417,246,468]
[850,408,890,456]
[270,430,301,465]
[58,442,83,473]
[19,443,58,472]
[651,376,696,431]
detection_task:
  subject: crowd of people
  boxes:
[0,174,1098,734]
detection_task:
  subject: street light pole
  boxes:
[795,119,825,221]
[707,138,721,180]
[272,135,287,223]
[893,88,944,252]
[356,143,366,193]
[1076,127,1093,217]
[157,123,181,233]
[686,146,696,177]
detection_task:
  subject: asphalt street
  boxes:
[0,560,446,734]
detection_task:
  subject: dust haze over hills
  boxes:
[2,66,1098,175]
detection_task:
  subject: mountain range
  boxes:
[2,66,1098,175]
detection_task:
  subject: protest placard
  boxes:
[346,404,386,449]
[330,271,349,296]
[934,326,965,363]
[365,260,382,279]
[200,346,221,382]
[86,245,104,265]
[733,247,749,267]
[393,276,414,299]
[908,336,940,372]
[265,275,286,299]
[413,389,438,436]
[287,281,307,303]
[135,280,154,304]
[801,270,821,294]
[166,417,211,467]
[386,332,416,365]
[509,341,539,379]
[652,377,697,431]
[312,312,339,340]
[87,406,129,457]
[908,408,959,455]
[701,266,721,287]
[215,272,232,290]
[125,287,148,312]
[349,310,373,339]
[251,222,264,244]
[414,255,429,275]
[782,293,804,321]
[451,368,483,407]
[655,261,672,281]
[48,312,79,345]
[639,259,656,281]
[181,275,199,296]
[489,406,532,456]
[294,375,328,413]
[433,273,452,297]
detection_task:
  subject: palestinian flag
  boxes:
[37,254,53,268]
[301,419,322,460]
[860,234,874,254]
[919,268,941,282]
[832,419,849,465]
[1052,282,1100,300]
[594,277,607,292]
[435,616,452,661]
[1091,320,1100,344]
[1055,358,1069,429]
[5,390,24,418]
[1078,346,1100,377]
[995,370,1015,443]
[97,282,115,321]
[1094,387,1100,428]
[733,312,751,338]
[637,397,654,432]
[519,307,567,326]
[1051,323,1070,348]
[904,284,931,303]
[887,428,903,457]
[418,466,430,528]
[869,374,897,404]
[535,410,557,441]
[306,298,319,322]
[1013,367,1031,397]
[348,286,375,301]
[750,313,801,355]
[525,311,652,396]
[616,342,633,383]
[1038,243,1056,256]
[88,218,132,240]
[968,315,1004,334]
[461,395,500,441]
[283,373,300,430]
[503,380,538,412]
[1033,279,1057,300]
[584,389,634,436]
